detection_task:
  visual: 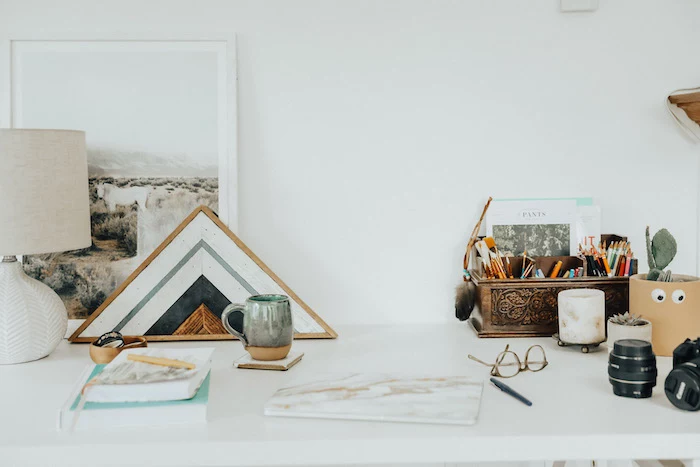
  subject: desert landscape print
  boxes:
[16,42,226,318]
[24,170,218,318]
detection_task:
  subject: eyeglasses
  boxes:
[468,344,548,378]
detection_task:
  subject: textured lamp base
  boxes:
[0,256,67,364]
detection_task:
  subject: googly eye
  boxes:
[673,289,686,304]
[651,289,666,303]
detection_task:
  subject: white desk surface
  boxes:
[0,322,699,466]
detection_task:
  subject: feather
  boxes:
[455,281,476,321]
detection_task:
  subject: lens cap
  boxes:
[665,364,700,411]
[613,339,654,358]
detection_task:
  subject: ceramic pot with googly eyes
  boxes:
[629,274,700,356]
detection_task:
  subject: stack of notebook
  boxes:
[58,348,214,431]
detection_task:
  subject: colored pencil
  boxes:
[549,261,563,278]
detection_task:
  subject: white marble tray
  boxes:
[264,373,483,426]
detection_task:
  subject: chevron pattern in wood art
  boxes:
[173,304,228,336]
[71,206,337,342]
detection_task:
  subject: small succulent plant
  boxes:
[646,226,677,282]
[609,312,647,326]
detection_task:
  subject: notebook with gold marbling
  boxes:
[264,373,483,425]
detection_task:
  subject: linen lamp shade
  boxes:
[0,129,91,256]
[0,129,91,364]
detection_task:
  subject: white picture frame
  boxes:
[0,33,237,229]
[0,32,238,321]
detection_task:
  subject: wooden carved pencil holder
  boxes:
[467,255,635,338]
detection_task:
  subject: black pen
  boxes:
[490,377,532,406]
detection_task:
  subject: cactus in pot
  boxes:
[646,226,677,282]
[631,226,700,356]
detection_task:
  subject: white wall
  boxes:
[2,0,699,327]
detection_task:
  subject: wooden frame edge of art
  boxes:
[69,206,337,342]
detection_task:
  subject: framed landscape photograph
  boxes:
[5,37,237,319]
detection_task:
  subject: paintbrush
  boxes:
[462,197,493,280]
[475,240,494,278]
[483,236,509,279]
[490,251,506,279]
[484,237,504,274]
[493,246,507,278]
[505,256,514,279]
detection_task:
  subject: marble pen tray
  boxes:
[264,373,483,426]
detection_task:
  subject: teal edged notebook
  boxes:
[58,364,210,431]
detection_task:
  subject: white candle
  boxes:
[558,289,606,344]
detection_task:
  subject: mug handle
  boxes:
[221,304,248,346]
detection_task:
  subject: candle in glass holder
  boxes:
[558,289,606,344]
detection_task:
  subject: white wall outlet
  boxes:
[561,0,599,12]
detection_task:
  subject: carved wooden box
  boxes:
[468,266,632,338]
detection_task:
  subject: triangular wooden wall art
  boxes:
[70,206,337,342]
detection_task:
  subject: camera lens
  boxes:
[665,359,700,411]
[608,339,657,399]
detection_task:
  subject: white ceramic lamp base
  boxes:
[0,257,67,364]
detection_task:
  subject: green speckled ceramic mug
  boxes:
[221,294,294,361]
